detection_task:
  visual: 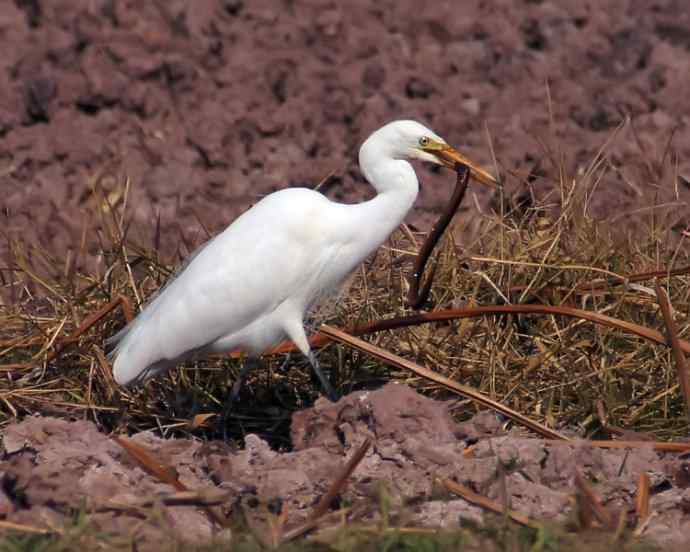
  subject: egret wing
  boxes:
[110,189,343,383]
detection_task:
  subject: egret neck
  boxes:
[348,157,419,251]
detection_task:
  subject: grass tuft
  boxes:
[0,124,688,449]
[1,121,687,551]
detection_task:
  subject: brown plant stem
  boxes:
[407,163,469,309]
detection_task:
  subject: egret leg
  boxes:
[283,318,338,401]
[307,350,339,402]
[229,356,259,404]
[271,353,292,408]
[220,356,260,438]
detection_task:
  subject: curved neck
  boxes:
[346,158,419,250]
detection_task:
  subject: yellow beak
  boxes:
[432,144,499,188]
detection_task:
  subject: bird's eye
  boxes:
[419,136,430,147]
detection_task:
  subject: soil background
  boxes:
[1,0,689,274]
[2,385,689,548]
[1,1,690,547]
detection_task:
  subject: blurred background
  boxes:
[1,0,688,274]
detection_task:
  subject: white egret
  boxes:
[108,120,497,401]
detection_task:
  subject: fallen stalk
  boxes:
[319,324,568,441]
[655,279,690,420]
[260,304,690,356]
[548,439,690,453]
[441,478,537,528]
[0,520,54,535]
[635,472,651,527]
[113,435,230,529]
[282,437,371,542]
[0,295,133,372]
[574,471,615,530]
[95,489,233,512]
[508,265,690,296]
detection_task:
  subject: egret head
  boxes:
[362,120,498,187]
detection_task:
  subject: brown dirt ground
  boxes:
[1,1,690,548]
[1,384,689,548]
[1,0,688,273]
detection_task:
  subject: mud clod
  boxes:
[0,384,688,547]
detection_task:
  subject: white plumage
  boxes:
[108,120,496,399]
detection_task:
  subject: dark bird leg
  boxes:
[284,320,339,402]
[220,356,260,439]
[307,350,339,402]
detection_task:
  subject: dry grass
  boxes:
[0,511,663,552]
[0,123,689,448]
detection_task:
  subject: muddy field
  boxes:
[1,385,689,548]
[1,0,689,271]
[1,0,690,548]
